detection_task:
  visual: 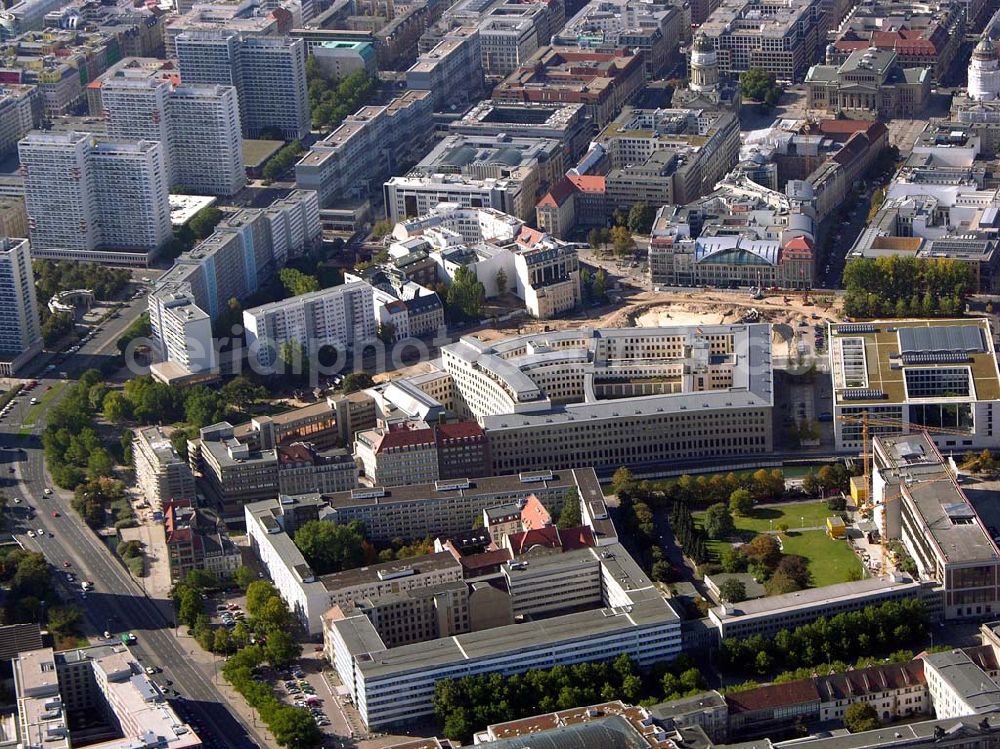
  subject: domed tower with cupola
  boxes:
[690,34,720,93]
[969,36,1000,102]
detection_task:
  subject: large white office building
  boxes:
[19,130,171,264]
[427,324,775,473]
[829,319,1000,452]
[326,542,682,729]
[176,31,310,141]
[0,237,41,376]
[101,75,245,196]
[242,281,376,368]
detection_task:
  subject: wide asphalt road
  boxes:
[0,291,268,749]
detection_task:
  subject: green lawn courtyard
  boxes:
[694,500,863,588]
[777,530,863,588]
[730,500,838,533]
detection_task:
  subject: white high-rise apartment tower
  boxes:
[0,237,42,376]
[168,85,244,195]
[19,131,171,260]
[89,140,171,251]
[19,131,99,251]
[176,31,310,141]
[101,76,245,195]
[237,36,310,140]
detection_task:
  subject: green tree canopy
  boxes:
[703,503,734,539]
[844,702,880,733]
[718,577,747,603]
[446,266,486,320]
[740,67,781,104]
[293,519,367,575]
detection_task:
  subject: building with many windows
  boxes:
[325,539,681,729]
[102,75,244,196]
[89,140,172,252]
[493,46,645,130]
[176,31,310,140]
[148,290,218,379]
[698,0,823,82]
[242,281,376,368]
[149,190,321,374]
[708,575,942,639]
[19,131,171,264]
[387,203,581,318]
[325,467,605,545]
[0,237,40,377]
[133,426,197,509]
[596,107,741,211]
[353,420,491,487]
[829,319,1000,452]
[553,0,682,79]
[826,0,964,83]
[13,644,201,749]
[163,497,242,583]
[805,48,931,118]
[873,433,1000,620]
[295,91,434,208]
[649,176,816,288]
[428,324,774,473]
[405,26,484,110]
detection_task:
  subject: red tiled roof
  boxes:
[567,174,606,192]
[833,30,938,55]
[831,131,870,168]
[459,548,512,572]
[784,236,813,251]
[375,425,436,452]
[817,119,874,135]
[518,226,546,248]
[506,525,595,555]
[963,644,1000,672]
[436,421,486,440]
[537,177,576,208]
[277,443,314,464]
[819,661,925,701]
[726,680,820,714]
[520,494,551,530]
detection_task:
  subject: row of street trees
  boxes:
[433,654,705,743]
[718,598,927,676]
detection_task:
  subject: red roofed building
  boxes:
[354,420,491,486]
[520,494,551,530]
[502,525,595,557]
[494,47,645,130]
[828,8,963,83]
[726,679,822,736]
[163,498,242,584]
[536,174,607,238]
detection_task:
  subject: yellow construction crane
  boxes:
[835,412,971,575]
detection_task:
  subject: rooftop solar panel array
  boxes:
[900,352,972,364]
[898,325,985,356]
[834,323,876,335]
[841,388,887,400]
